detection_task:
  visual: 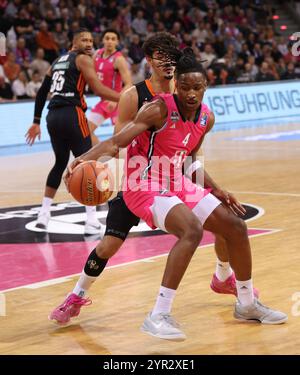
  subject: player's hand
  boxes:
[25,124,41,146]
[212,188,246,217]
[63,158,85,192]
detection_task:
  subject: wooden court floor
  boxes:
[0,121,299,355]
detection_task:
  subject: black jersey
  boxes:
[48,51,87,111]
[135,79,156,110]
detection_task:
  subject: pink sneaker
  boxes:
[49,293,92,325]
[210,273,259,298]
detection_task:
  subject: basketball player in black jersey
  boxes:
[25,29,120,234]
[49,33,258,326]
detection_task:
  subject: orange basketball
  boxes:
[68,160,114,206]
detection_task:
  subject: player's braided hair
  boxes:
[174,48,207,78]
[142,32,179,58]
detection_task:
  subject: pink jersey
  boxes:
[94,48,123,92]
[123,94,211,193]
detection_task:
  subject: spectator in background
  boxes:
[15,37,32,70]
[11,70,29,99]
[128,34,144,63]
[3,51,21,82]
[13,7,34,41]
[247,55,259,81]
[29,48,50,79]
[4,0,21,18]
[26,70,41,98]
[277,36,289,57]
[236,63,254,84]
[200,43,217,69]
[36,21,59,63]
[52,22,69,53]
[256,62,275,82]
[131,9,147,38]
[0,75,15,101]
[281,62,297,80]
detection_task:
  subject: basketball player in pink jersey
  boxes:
[87,29,132,145]
[62,48,287,339]
[49,34,258,327]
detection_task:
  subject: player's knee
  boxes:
[95,237,122,259]
[182,218,203,249]
[225,216,247,240]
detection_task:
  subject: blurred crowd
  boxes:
[0,0,299,102]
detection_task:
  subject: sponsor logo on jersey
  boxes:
[200,112,208,126]
[170,111,180,122]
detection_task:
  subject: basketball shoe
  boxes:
[36,211,50,230]
[49,293,92,325]
[84,218,101,235]
[234,299,288,324]
[210,273,259,298]
[141,312,186,340]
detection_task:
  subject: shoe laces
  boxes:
[60,294,92,312]
[159,313,181,328]
[255,299,271,314]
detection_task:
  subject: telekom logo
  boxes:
[0,32,6,56]
[291,32,300,57]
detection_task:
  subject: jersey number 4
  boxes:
[182,133,191,146]
[50,70,66,93]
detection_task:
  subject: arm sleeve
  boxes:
[33,75,52,124]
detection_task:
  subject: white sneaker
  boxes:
[234,299,288,324]
[84,218,101,235]
[36,211,50,230]
[141,312,186,341]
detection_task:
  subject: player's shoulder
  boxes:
[120,85,138,101]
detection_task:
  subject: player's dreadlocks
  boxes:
[174,48,207,79]
[142,32,179,58]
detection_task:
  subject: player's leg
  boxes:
[87,102,107,146]
[36,109,71,230]
[141,196,203,340]
[69,107,102,234]
[211,235,259,297]
[200,198,287,324]
[49,193,140,324]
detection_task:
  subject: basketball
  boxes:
[68,160,114,206]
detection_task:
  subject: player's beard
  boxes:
[164,73,174,80]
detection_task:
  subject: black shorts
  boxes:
[105,192,140,240]
[46,106,91,157]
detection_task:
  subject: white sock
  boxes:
[72,272,98,297]
[215,260,233,282]
[152,286,176,316]
[40,197,53,214]
[85,206,98,222]
[236,279,254,306]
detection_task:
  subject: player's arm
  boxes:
[25,66,52,146]
[64,99,167,185]
[114,86,138,134]
[115,55,132,91]
[76,54,120,102]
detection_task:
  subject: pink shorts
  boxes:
[88,100,118,126]
[123,176,216,230]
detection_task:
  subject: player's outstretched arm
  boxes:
[76,54,120,102]
[64,99,166,183]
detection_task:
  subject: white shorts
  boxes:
[150,193,221,232]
